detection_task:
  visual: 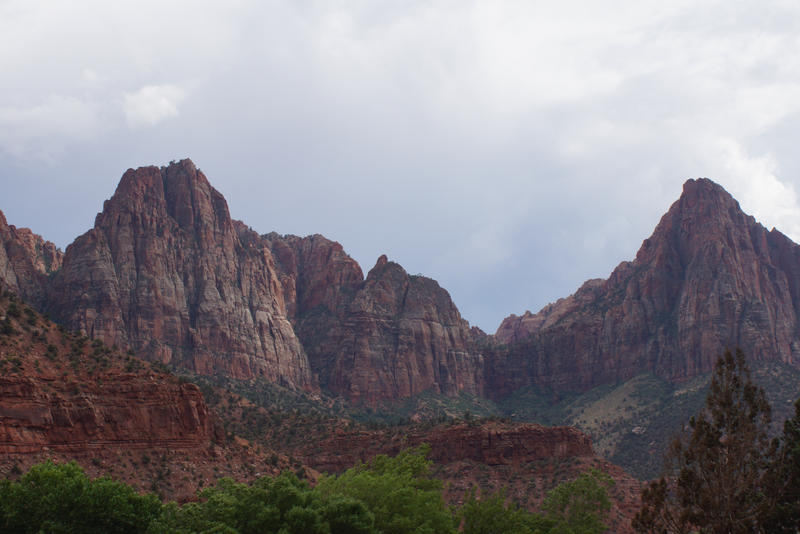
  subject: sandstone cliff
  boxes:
[0,210,62,307]
[0,290,221,457]
[0,291,309,500]
[46,160,315,390]
[296,421,640,533]
[301,421,593,473]
[323,255,484,404]
[12,160,485,404]
[263,237,486,404]
[493,178,800,395]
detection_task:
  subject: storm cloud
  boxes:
[3,0,800,330]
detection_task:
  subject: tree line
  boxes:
[634,349,800,533]
[0,445,613,534]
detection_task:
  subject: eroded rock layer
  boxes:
[493,178,800,396]
[0,211,62,307]
[2,160,485,403]
[45,160,315,389]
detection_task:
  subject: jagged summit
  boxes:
[1,160,485,405]
[5,164,800,407]
[493,176,800,397]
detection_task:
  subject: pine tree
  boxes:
[633,349,777,534]
[764,398,800,533]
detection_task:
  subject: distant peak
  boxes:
[162,158,196,172]
[375,254,388,269]
[680,177,738,205]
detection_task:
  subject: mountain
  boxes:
[44,161,316,390]
[0,289,292,500]
[4,163,800,410]
[0,210,62,307]
[0,159,484,405]
[492,178,800,396]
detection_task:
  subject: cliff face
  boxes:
[301,421,593,474]
[12,160,484,404]
[0,375,214,455]
[0,293,220,456]
[297,421,641,534]
[493,178,800,395]
[323,256,484,404]
[46,160,315,390]
[13,161,795,406]
[0,210,62,307]
[264,232,486,404]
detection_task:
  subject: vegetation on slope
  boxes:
[1,447,614,534]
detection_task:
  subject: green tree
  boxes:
[542,468,613,534]
[0,460,161,534]
[459,487,553,534]
[148,471,376,534]
[764,398,800,533]
[316,445,456,534]
[633,349,777,534]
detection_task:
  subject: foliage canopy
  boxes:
[0,445,615,534]
[632,348,797,534]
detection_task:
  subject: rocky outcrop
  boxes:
[0,294,305,502]
[0,210,62,306]
[23,160,484,403]
[301,421,593,474]
[298,420,641,533]
[324,256,485,404]
[259,232,486,404]
[0,293,222,456]
[259,231,364,388]
[0,375,215,455]
[46,160,315,390]
[492,178,800,396]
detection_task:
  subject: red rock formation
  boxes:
[46,160,315,390]
[0,294,220,456]
[263,234,486,405]
[0,210,62,306]
[298,421,640,533]
[492,178,800,396]
[301,421,593,473]
[0,294,306,501]
[0,375,215,455]
[27,160,486,403]
[320,255,485,404]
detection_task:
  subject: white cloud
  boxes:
[712,138,800,242]
[7,0,800,328]
[0,95,103,159]
[123,84,186,127]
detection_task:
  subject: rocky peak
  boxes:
[373,254,389,270]
[0,209,63,306]
[97,159,232,240]
[328,255,485,405]
[634,177,758,268]
[491,178,800,396]
[47,162,315,390]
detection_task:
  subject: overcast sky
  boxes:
[3,0,800,331]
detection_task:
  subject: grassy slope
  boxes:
[498,361,800,480]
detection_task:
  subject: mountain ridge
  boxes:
[4,162,800,407]
[492,177,800,397]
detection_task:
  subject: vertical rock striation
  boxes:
[20,159,485,404]
[46,160,315,390]
[492,178,800,396]
[0,210,62,305]
[264,233,486,404]
[325,255,485,404]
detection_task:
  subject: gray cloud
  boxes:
[3,0,800,330]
